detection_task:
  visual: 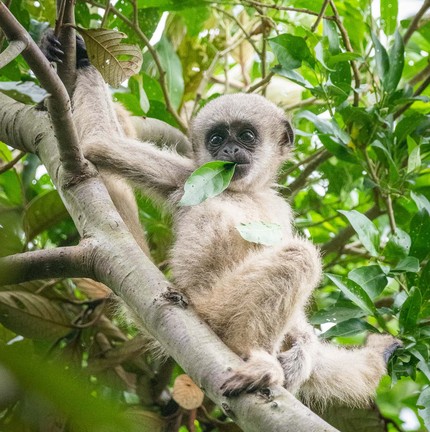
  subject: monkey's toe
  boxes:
[221,371,275,397]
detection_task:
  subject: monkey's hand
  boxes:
[221,350,284,397]
[40,29,90,68]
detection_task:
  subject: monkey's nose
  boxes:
[222,145,240,156]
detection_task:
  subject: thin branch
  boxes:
[321,205,382,255]
[0,151,25,174]
[410,61,430,86]
[242,0,336,20]
[283,149,332,197]
[328,0,360,106]
[246,70,274,93]
[403,0,430,45]
[281,147,326,178]
[311,0,330,32]
[0,3,92,181]
[395,73,430,118]
[0,38,25,68]
[0,244,95,286]
[85,0,187,132]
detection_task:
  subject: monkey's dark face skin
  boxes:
[205,121,258,180]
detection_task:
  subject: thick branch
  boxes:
[0,92,338,432]
[0,244,94,285]
[0,3,90,179]
[0,38,25,68]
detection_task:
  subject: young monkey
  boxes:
[41,33,400,407]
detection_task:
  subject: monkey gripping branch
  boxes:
[0,4,338,432]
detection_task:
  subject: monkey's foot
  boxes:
[365,333,402,363]
[278,342,313,394]
[221,350,284,397]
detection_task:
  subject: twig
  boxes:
[410,61,430,86]
[0,151,25,174]
[311,0,330,32]
[246,70,274,93]
[403,0,430,45]
[242,0,336,20]
[0,38,25,68]
[0,244,95,285]
[54,0,66,36]
[328,0,360,106]
[385,194,396,233]
[394,73,430,118]
[281,147,326,178]
[0,3,91,180]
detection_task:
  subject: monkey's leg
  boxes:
[294,333,401,408]
[193,238,321,396]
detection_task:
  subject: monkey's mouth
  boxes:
[233,163,250,180]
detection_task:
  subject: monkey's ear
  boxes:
[281,120,295,147]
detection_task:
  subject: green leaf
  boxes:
[326,274,377,316]
[321,318,378,339]
[385,30,404,93]
[338,210,380,257]
[381,0,398,35]
[399,286,422,331]
[154,36,184,110]
[348,265,388,299]
[269,34,315,70]
[371,32,389,88]
[0,209,24,257]
[417,384,430,430]
[272,66,313,89]
[179,161,236,206]
[392,256,420,273]
[411,191,430,215]
[0,169,23,207]
[310,302,366,325]
[407,145,421,173]
[23,190,70,241]
[383,228,411,260]
[0,291,72,340]
[236,222,283,246]
[77,27,143,87]
[410,209,430,260]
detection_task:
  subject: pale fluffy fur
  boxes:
[72,66,400,407]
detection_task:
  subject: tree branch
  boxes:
[403,0,430,45]
[0,150,25,174]
[0,244,95,285]
[0,3,91,181]
[0,38,26,68]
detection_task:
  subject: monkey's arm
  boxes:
[72,67,195,199]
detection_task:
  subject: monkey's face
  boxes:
[205,121,258,179]
[191,94,294,191]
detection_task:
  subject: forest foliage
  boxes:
[0,0,429,431]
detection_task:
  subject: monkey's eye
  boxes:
[209,134,225,146]
[239,130,255,143]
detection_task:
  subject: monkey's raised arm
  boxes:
[72,67,195,200]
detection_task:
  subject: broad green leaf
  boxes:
[77,27,143,87]
[23,190,70,240]
[269,34,315,70]
[327,52,361,66]
[386,30,404,93]
[383,228,411,260]
[323,20,341,55]
[321,318,377,339]
[410,209,430,260]
[236,222,283,246]
[338,210,380,257]
[392,257,420,273]
[310,302,365,325]
[381,0,398,36]
[154,37,184,110]
[0,209,24,257]
[371,32,389,89]
[326,274,377,315]
[0,169,23,206]
[0,291,72,340]
[419,261,430,300]
[407,146,421,173]
[272,66,313,89]
[399,287,422,331]
[411,191,430,215]
[348,265,388,299]
[179,161,236,206]
[417,387,430,430]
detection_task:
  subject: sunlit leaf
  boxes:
[236,222,283,246]
[77,27,143,87]
[380,0,398,36]
[339,210,380,257]
[326,274,377,315]
[269,34,315,70]
[348,265,388,299]
[179,161,236,206]
[321,318,378,339]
